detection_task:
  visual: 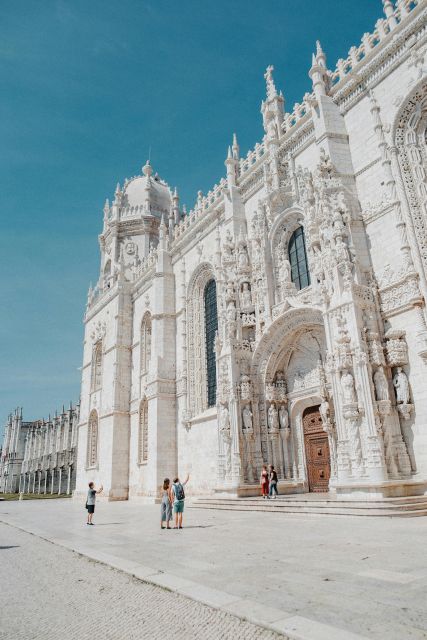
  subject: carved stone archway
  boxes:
[394,79,427,282]
[249,307,332,486]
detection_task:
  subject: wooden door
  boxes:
[303,406,330,493]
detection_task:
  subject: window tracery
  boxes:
[138,399,148,464]
[204,279,218,407]
[140,313,152,375]
[91,341,103,392]
[288,226,310,290]
[187,264,217,416]
[87,410,98,468]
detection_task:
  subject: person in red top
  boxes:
[260,465,269,499]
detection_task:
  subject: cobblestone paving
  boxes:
[0,523,284,640]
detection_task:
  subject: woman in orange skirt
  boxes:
[260,465,269,499]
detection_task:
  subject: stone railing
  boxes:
[132,246,158,282]
[282,95,313,132]
[329,0,421,87]
[162,0,422,249]
[172,178,227,242]
[238,141,267,174]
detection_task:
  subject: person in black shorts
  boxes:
[86,481,103,525]
[268,465,278,499]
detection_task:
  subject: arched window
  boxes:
[138,399,148,464]
[140,314,152,375]
[87,410,98,468]
[288,227,310,290]
[204,279,218,407]
[91,341,103,392]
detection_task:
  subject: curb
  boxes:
[0,517,370,640]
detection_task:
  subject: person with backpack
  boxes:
[172,473,190,529]
[269,464,278,499]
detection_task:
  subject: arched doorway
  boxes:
[303,406,330,492]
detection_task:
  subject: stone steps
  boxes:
[189,495,427,517]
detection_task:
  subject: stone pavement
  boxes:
[1,499,426,640]
[0,523,283,640]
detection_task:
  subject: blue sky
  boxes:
[0,0,382,424]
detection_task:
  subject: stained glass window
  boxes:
[204,279,218,407]
[288,227,310,290]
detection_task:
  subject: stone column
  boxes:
[58,468,62,495]
[44,471,47,494]
[38,472,41,494]
[51,470,55,495]
[32,472,36,494]
[66,466,72,495]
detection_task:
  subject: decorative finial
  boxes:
[264,65,277,100]
[232,133,239,160]
[142,160,153,177]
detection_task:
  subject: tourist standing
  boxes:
[269,465,278,499]
[260,465,269,499]
[86,481,103,525]
[172,473,190,529]
[160,478,173,529]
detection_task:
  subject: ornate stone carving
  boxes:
[90,320,106,342]
[278,405,289,430]
[373,367,389,402]
[384,329,408,366]
[267,404,279,434]
[239,374,252,401]
[242,405,253,432]
[392,367,410,404]
[341,369,357,404]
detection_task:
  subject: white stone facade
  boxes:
[0,405,79,495]
[75,0,427,501]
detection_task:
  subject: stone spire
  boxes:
[232,133,240,160]
[261,66,284,139]
[225,135,239,189]
[309,40,329,98]
[264,65,277,100]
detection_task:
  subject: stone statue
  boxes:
[226,281,234,300]
[280,253,291,282]
[223,230,234,259]
[278,405,289,430]
[268,404,279,432]
[238,246,249,269]
[373,367,389,402]
[242,405,253,431]
[241,282,252,308]
[266,116,278,141]
[319,397,330,425]
[220,405,231,439]
[393,367,410,404]
[226,300,236,322]
[341,369,356,404]
[335,234,350,263]
[220,405,232,477]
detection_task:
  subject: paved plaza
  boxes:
[0,523,282,640]
[1,499,427,640]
